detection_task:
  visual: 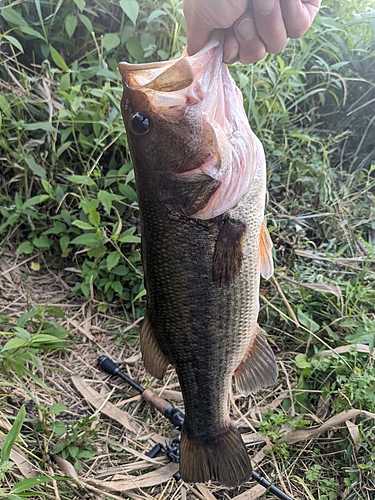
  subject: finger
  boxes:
[233,14,266,64]
[280,0,322,39]
[183,1,212,56]
[223,31,239,64]
[252,0,289,54]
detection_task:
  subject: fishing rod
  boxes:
[98,355,293,500]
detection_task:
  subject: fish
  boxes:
[118,37,278,488]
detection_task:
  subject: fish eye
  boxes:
[131,112,150,135]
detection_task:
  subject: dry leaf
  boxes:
[66,318,95,340]
[346,420,360,453]
[195,483,216,500]
[0,434,38,478]
[251,444,272,466]
[52,454,81,483]
[297,282,342,298]
[231,484,267,499]
[72,375,139,433]
[283,409,375,444]
[242,432,264,446]
[89,462,179,492]
[314,344,370,357]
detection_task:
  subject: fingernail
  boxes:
[224,43,239,64]
[237,18,255,41]
[254,0,275,15]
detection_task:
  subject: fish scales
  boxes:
[119,37,278,487]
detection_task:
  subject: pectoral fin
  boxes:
[140,314,170,379]
[259,221,274,280]
[234,325,278,396]
[212,218,246,286]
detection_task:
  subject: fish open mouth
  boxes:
[118,37,263,220]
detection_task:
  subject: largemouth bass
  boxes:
[118,38,278,488]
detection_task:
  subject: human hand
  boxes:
[183,0,321,64]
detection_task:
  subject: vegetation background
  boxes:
[0,0,374,498]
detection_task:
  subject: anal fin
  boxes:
[179,421,251,487]
[234,325,278,396]
[259,220,274,280]
[140,314,169,380]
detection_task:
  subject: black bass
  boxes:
[118,38,278,487]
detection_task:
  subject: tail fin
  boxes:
[179,422,251,487]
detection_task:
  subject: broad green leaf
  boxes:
[43,222,66,235]
[22,194,50,209]
[97,190,116,214]
[50,45,68,70]
[59,73,71,93]
[112,281,123,295]
[17,241,34,255]
[96,68,118,80]
[3,35,24,53]
[56,140,72,157]
[73,0,86,12]
[1,337,27,351]
[41,178,53,195]
[19,25,46,40]
[11,476,54,494]
[118,183,137,202]
[50,421,67,435]
[70,233,103,246]
[49,404,68,415]
[17,309,38,327]
[133,287,146,301]
[23,122,57,132]
[0,95,11,117]
[147,10,166,23]
[60,235,70,252]
[88,208,100,227]
[297,309,320,334]
[45,306,65,319]
[120,0,139,25]
[107,251,121,271]
[1,405,26,462]
[33,235,51,249]
[68,445,80,457]
[103,33,120,52]
[295,354,311,370]
[126,37,144,62]
[121,24,134,44]
[14,327,31,339]
[111,265,129,276]
[66,175,96,186]
[1,8,27,26]
[77,449,96,459]
[78,14,93,32]
[30,333,66,345]
[65,14,77,38]
[72,220,96,230]
[118,233,140,243]
[25,155,47,179]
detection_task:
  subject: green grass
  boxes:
[0,0,375,498]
